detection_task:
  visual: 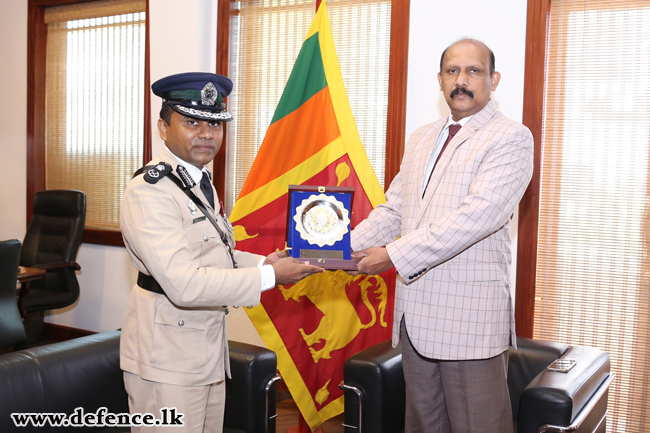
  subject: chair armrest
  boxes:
[225,341,278,433]
[340,340,405,433]
[538,374,614,433]
[33,261,81,271]
[517,345,611,433]
[509,337,570,422]
[18,261,81,317]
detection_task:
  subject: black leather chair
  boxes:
[340,337,613,433]
[225,341,281,433]
[0,239,26,350]
[0,331,129,433]
[0,331,280,433]
[19,190,86,342]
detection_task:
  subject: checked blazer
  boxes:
[351,100,534,360]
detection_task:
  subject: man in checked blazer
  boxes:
[351,39,534,432]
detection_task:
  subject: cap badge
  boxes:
[201,82,218,106]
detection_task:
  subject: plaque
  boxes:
[286,185,356,270]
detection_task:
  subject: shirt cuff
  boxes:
[258,259,276,292]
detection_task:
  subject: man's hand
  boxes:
[272,257,325,285]
[264,249,289,265]
[344,252,364,276]
[351,247,394,275]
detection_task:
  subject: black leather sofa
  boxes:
[340,337,613,433]
[0,331,279,433]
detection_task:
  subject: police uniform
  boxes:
[120,73,272,432]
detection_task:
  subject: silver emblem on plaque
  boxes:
[293,194,349,247]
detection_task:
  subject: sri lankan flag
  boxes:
[230,1,395,430]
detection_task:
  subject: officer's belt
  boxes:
[137,272,166,296]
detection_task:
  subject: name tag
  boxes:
[192,216,207,224]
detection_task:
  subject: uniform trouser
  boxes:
[400,320,513,433]
[123,372,225,433]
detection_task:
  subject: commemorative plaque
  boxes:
[286,185,356,270]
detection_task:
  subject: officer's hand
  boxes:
[273,257,325,285]
[352,247,394,275]
[264,249,289,265]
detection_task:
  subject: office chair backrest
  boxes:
[21,190,86,270]
[0,239,26,348]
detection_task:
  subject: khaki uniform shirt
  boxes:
[120,147,264,386]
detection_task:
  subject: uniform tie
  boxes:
[200,171,215,209]
[423,123,462,196]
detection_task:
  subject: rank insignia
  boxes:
[223,215,234,233]
[176,165,196,189]
[218,201,234,233]
[143,162,172,184]
[188,199,198,215]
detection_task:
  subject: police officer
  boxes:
[119,72,323,432]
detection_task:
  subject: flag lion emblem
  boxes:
[279,270,388,363]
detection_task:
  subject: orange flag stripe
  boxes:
[229,136,346,223]
[238,86,340,198]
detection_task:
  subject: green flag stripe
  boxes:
[271,32,327,124]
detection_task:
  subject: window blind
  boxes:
[327,0,390,190]
[44,0,146,231]
[225,0,391,214]
[534,1,650,431]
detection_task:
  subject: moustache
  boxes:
[450,87,474,99]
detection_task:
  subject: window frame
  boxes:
[515,0,645,337]
[515,0,548,338]
[214,0,410,201]
[26,0,151,247]
[517,5,650,431]
[517,0,650,331]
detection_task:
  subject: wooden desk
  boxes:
[18,266,46,284]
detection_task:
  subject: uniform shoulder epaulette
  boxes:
[133,162,173,184]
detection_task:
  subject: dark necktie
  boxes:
[423,123,462,196]
[200,171,215,209]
